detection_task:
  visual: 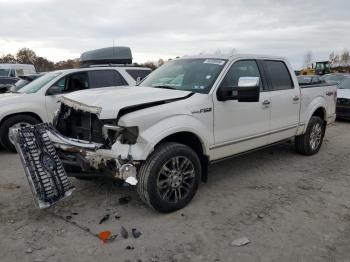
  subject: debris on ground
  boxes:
[25,248,33,254]
[65,215,72,220]
[99,214,110,224]
[114,211,121,219]
[231,236,250,247]
[119,196,132,205]
[132,228,142,238]
[257,213,264,219]
[34,258,44,262]
[125,245,134,250]
[98,231,111,243]
[71,212,79,215]
[121,226,129,239]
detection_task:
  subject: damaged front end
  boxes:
[13,102,139,208]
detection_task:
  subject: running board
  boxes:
[12,124,74,209]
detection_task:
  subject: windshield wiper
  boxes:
[152,85,177,90]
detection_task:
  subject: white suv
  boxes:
[0,66,151,151]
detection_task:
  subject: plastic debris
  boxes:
[121,226,128,239]
[98,231,111,243]
[126,245,134,250]
[132,228,142,238]
[119,196,132,205]
[99,214,110,224]
[231,236,250,247]
[114,212,121,219]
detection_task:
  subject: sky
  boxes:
[0,0,349,69]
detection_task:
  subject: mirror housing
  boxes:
[217,77,260,102]
[46,85,62,96]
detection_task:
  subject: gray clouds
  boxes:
[0,0,349,68]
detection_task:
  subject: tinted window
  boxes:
[89,70,126,89]
[220,60,262,91]
[264,60,293,91]
[126,69,151,81]
[47,72,89,95]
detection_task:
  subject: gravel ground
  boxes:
[0,121,350,262]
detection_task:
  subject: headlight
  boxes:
[102,125,138,145]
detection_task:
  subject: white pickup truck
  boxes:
[13,54,337,213]
[0,66,151,151]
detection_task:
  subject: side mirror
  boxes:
[46,85,62,96]
[217,77,260,102]
[136,77,142,85]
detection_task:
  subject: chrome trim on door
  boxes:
[210,124,298,150]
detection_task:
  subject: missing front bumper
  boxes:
[12,124,75,209]
[13,124,138,209]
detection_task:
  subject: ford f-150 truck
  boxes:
[13,54,337,213]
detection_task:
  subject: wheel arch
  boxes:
[0,112,43,127]
[153,131,209,182]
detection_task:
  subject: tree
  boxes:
[34,56,55,72]
[0,54,16,63]
[16,48,37,64]
[340,49,350,66]
[304,51,313,68]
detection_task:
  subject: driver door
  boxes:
[45,72,89,121]
[212,60,271,160]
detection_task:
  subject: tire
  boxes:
[295,116,325,155]
[0,115,41,152]
[137,142,201,213]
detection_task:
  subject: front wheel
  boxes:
[295,116,325,155]
[137,142,201,213]
[0,115,40,152]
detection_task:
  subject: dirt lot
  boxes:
[0,121,350,262]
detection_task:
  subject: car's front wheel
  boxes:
[0,115,41,152]
[137,142,201,213]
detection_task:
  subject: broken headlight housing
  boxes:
[102,125,139,145]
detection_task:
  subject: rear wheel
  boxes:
[0,115,40,152]
[295,116,325,155]
[137,142,201,213]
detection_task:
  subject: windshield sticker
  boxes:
[203,59,225,66]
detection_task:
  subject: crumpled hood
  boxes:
[60,86,192,119]
[337,89,350,100]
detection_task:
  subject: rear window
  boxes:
[264,60,293,91]
[88,70,127,88]
[126,69,151,81]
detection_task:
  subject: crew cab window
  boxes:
[126,69,151,81]
[263,60,293,91]
[220,60,262,90]
[88,70,126,88]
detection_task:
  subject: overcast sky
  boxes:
[0,0,349,69]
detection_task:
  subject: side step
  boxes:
[13,124,74,209]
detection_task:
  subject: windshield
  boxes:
[139,58,227,93]
[324,74,347,83]
[338,78,350,89]
[12,79,30,91]
[20,72,61,93]
[0,69,10,77]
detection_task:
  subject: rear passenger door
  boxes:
[88,70,127,89]
[262,60,300,143]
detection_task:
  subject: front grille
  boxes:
[56,104,105,144]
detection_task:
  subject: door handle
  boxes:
[293,96,300,102]
[262,100,270,108]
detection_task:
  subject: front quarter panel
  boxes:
[115,93,214,160]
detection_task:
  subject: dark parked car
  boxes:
[297,75,325,86]
[0,73,45,93]
[336,77,350,120]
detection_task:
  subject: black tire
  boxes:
[0,115,41,152]
[137,142,201,213]
[295,116,325,155]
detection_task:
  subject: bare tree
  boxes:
[340,49,350,66]
[16,48,37,64]
[304,51,313,68]
[0,54,16,63]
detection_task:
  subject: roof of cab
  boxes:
[177,53,286,61]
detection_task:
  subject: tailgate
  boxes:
[12,124,74,209]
